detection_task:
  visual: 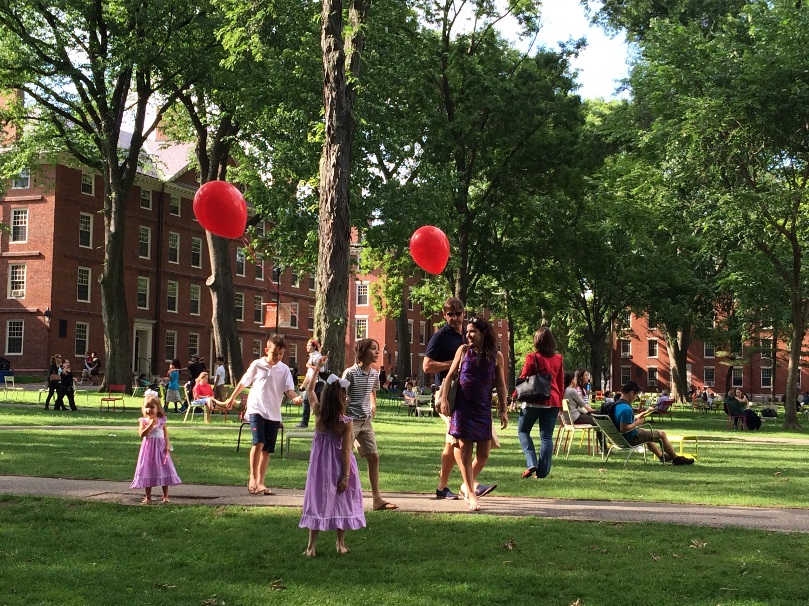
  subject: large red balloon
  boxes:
[409,226,450,274]
[193,181,247,239]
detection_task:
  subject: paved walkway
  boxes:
[3,475,808,534]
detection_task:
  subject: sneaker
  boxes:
[435,487,459,500]
[475,484,497,497]
[672,456,694,466]
[294,423,308,429]
[178,406,188,414]
[659,454,674,463]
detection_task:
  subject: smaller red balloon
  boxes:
[409,226,450,274]
[193,181,247,239]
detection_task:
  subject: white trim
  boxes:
[5,319,24,355]
[78,212,93,249]
[76,266,91,302]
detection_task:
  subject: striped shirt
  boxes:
[342,364,380,419]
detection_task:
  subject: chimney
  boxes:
[0,89,24,144]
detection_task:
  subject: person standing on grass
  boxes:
[44,354,63,410]
[423,296,466,500]
[56,359,78,411]
[296,339,324,428]
[439,316,508,512]
[225,334,303,495]
[213,356,227,401]
[131,394,181,504]
[342,338,397,511]
[299,371,366,557]
[164,359,183,413]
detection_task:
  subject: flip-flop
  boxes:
[260,489,274,496]
[373,501,398,511]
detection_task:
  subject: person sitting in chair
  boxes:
[655,389,675,410]
[610,381,693,466]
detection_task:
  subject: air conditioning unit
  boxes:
[705,381,714,387]
[10,289,24,298]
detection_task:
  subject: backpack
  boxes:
[599,400,620,427]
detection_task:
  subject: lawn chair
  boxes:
[591,414,662,467]
[100,384,126,411]
[414,394,435,417]
[3,376,25,402]
[555,399,597,458]
[651,399,674,422]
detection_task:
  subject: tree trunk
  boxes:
[205,233,244,384]
[315,0,370,372]
[395,297,410,380]
[783,303,806,428]
[99,179,131,391]
[665,322,692,402]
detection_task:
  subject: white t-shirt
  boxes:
[239,357,294,421]
[214,364,226,387]
[305,351,323,381]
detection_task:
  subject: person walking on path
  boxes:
[439,316,509,512]
[342,338,397,511]
[225,334,303,496]
[130,395,181,504]
[299,371,366,557]
[56,359,78,411]
[44,354,63,410]
[515,327,565,480]
[422,296,466,500]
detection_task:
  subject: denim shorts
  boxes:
[249,414,281,453]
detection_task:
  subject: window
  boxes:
[140,188,152,210]
[138,226,151,259]
[254,295,263,323]
[5,320,23,354]
[704,343,715,359]
[189,333,199,358]
[169,194,181,216]
[408,319,414,344]
[624,311,632,327]
[80,172,94,195]
[407,287,414,311]
[356,317,368,340]
[647,313,656,330]
[137,277,149,309]
[760,338,773,359]
[291,271,300,287]
[168,232,179,264]
[703,366,715,386]
[271,262,281,283]
[166,280,178,313]
[79,212,93,248]
[761,367,772,389]
[191,237,202,268]
[252,339,262,357]
[76,267,91,302]
[647,339,658,358]
[308,305,315,330]
[75,322,88,357]
[189,284,200,316]
[234,292,244,321]
[620,366,631,385]
[647,366,658,386]
[497,334,503,352]
[8,264,25,298]
[419,321,426,345]
[165,331,177,362]
[732,367,743,388]
[289,343,298,366]
[12,168,30,189]
[355,281,369,306]
[309,275,316,291]
[236,249,245,276]
[290,302,299,328]
[620,339,631,358]
[255,259,264,281]
[10,209,27,242]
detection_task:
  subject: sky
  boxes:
[500,0,632,100]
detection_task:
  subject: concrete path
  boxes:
[3,475,807,534]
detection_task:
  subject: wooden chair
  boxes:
[100,384,126,411]
[592,414,662,467]
[555,399,598,458]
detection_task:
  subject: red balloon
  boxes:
[409,226,450,274]
[193,181,247,239]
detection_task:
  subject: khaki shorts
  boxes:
[352,417,378,457]
[628,427,658,446]
[439,412,454,444]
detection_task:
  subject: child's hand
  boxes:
[337,477,348,493]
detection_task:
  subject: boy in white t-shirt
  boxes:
[226,334,303,495]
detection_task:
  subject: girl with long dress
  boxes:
[131,395,181,503]
[439,316,509,511]
[299,370,366,556]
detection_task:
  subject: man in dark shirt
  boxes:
[423,296,465,499]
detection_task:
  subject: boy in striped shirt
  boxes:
[342,338,398,511]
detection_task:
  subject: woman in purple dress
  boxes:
[300,371,366,556]
[439,316,508,511]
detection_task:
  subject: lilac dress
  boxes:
[299,416,366,531]
[449,348,496,442]
[130,417,182,489]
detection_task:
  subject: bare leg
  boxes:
[161,486,170,503]
[336,529,349,555]
[257,451,271,491]
[142,488,152,504]
[437,441,456,490]
[248,444,266,491]
[470,440,491,491]
[456,439,478,511]
[367,453,393,509]
[305,530,319,557]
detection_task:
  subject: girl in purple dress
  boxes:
[300,372,366,556]
[439,316,509,511]
[131,395,181,503]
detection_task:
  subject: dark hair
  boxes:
[622,380,642,395]
[215,356,224,362]
[468,315,496,363]
[574,368,589,389]
[268,333,286,349]
[318,380,346,432]
[533,326,557,358]
[564,371,575,388]
[171,359,181,368]
[354,338,378,364]
[443,297,464,313]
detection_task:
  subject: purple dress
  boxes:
[130,417,182,489]
[299,416,366,531]
[449,348,496,442]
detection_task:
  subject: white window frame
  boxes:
[169,194,181,217]
[6,320,24,355]
[189,284,201,316]
[309,275,315,291]
[254,295,263,323]
[620,339,631,358]
[252,339,262,357]
[234,292,244,321]
[140,188,152,210]
[165,330,177,362]
[419,321,426,345]
[408,319,414,344]
[8,264,25,299]
[704,366,715,387]
[79,212,93,248]
[355,316,368,340]
[704,343,715,359]
[168,232,180,264]
[137,277,149,310]
[356,281,369,306]
[408,287,414,311]
[189,333,199,358]
[138,226,151,259]
[191,237,202,268]
[308,305,315,330]
[289,343,298,366]
[620,366,631,385]
[732,367,743,388]
[75,322,89,357]
[10,209,27,243]
[236,249,246,277]
[12,168,30,189]
[255,259,264,281]
[290,302,299,329]
[80,172,94,195]
[291,271,300,287]
[76,267,91,302]
[166,280,178,313]
[761,367,772,389]
[647,339,658,358]
[647,366,658,386]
